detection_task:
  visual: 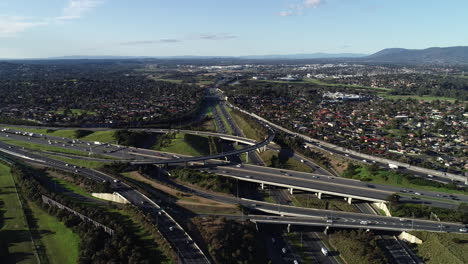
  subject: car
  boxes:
[113,179,119,183]
[236,164,243,168]
[300,159,304,163]
[169,226,174,231]
[360,220,369,225]
[427,174,434,178]
[65,163,69,166]
[326,219,333,224]
[414,192,422,195]
[293,260,299,264]
[399,218,407,222]
[245,175,252,178]
[251,204,257,207]
[281,247,286,254]
[459,228,467,232]
[362,159,367,163]
[344,154,349,157]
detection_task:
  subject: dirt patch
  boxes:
[124,171,239,213]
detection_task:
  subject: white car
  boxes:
[459,228,467,232]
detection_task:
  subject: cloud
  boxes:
[278,11,294,17]
[0,16,47,37]
[0,0,105,37]
[279,0,323,16]
[121,33,238,46]
[303,0,322,8]
[55,0,105,21]
[194,33,238,40]
[120,39,182,45]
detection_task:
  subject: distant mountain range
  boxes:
[47,53,366,60]
[7,46,468,64]
[362,46,468,64]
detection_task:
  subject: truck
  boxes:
[321,247,329,256]
[389,163,399,169]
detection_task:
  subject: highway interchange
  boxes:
[1,106,468,264]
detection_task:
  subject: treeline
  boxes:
[6,161,173,263]
[190,216,268,264]
[115,130,154,148]
[170,168,236,194]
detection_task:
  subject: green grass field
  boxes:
[80,130,116,143]
[260,150,313,173]
[253,78,391,91]
[381,94,457,102]
[0,163,38,264]
[27,201,79,264]
[411,231,468,264]
[157,133,210,156]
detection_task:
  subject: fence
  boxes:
[41,195,115,235]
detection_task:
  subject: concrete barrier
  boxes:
[373,202,392,216]
[399,232,423,244]
[92,192,130,204]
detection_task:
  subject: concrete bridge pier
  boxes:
[289,188,294,195]
[287,224,291,233]
[316,192,322,199]
[323,226,329,235]
[245,152,249,163]
[347,197,353,204]
[260,183,265,190]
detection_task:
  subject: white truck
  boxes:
[389,163,399,169]
[321,247,329,256]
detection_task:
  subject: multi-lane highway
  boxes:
[1,127,467,209]
[0,141,211,264]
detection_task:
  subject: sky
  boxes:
[0,0,467,58]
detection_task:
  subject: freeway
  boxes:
[0,141,211,264]
[2,128,467,208]
[2,140,467,236]
[0,127,274,165]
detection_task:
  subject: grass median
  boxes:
[0,163,38,264]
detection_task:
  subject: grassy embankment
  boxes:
[0,163,38,264]
[26,201,80,264]
[40,169,171,263]
[344,164,467,195]
[410,231,468,264]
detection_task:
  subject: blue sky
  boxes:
[1,0,467,58]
